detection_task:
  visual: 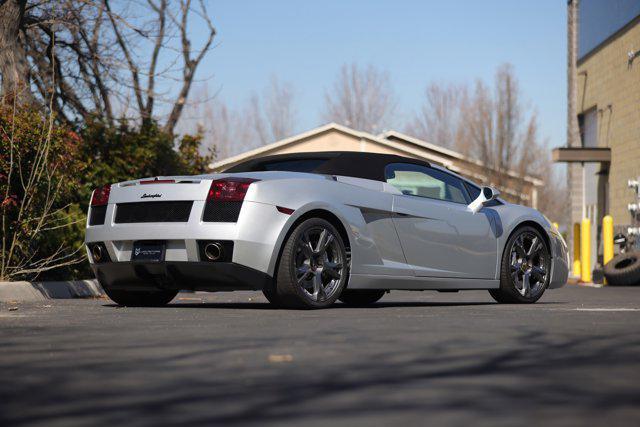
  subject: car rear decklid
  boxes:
[109,177,214,203]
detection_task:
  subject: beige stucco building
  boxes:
[554,1,640,271]
[210,123,543,207]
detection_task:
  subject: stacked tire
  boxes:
[603,252,640,286]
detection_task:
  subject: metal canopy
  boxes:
[552,147,612,163]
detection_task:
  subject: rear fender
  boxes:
[266,202,357,277]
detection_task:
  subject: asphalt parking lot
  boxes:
[1,285,640,426]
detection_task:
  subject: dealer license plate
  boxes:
[131,241,165,262]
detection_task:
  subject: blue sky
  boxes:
[196,0,567,146]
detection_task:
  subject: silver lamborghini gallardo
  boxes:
[85,152,569,309]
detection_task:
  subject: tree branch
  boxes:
[103,0,145,116]
[163,0,215,135]
[144,0,167,126]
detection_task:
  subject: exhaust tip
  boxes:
[92,244,104,262]
[204,242,223,261]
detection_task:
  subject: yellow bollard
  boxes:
[603,215,614,285]
[573,223,581,277]
[580,218,591,283]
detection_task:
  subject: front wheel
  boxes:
[275,218,348,309]
[489,226,550,304]
[103,288,178,307]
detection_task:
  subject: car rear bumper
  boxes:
[85,200,290,276]
[91,261,272,292]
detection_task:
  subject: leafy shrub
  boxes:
[79,121,215,204]
[0,106,86,280]
[1,110,215,281]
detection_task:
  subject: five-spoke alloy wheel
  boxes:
[490,226,550,304]
[274,218,348,309]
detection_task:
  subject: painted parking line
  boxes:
[574,308,640,312]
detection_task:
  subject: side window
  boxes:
[464,182,481,200]
[385,163,469,204]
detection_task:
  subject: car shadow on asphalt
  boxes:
[101,300,562,309]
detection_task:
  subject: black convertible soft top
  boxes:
[224,151,431,182]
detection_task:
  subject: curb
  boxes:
[0,280,103,302]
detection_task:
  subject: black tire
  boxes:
[275,218,348,309]
[103,288,178,307]
[339,289,386,306]
[604,252,640,286]
[489,226,550,304]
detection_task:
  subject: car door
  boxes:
[386,163,498,279]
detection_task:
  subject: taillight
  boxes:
[207,178,259,202]
[90,184,111,206]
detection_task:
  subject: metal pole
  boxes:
[573,222,581,277]
[581,218,592,283]
[582,163,586,219]
[603,215,614,285]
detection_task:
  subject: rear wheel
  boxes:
[103,288,178,307]
[489,226,550,304]
[275,218,348,309]
[339,289,386,306]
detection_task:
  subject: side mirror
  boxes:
[468,186,500,214]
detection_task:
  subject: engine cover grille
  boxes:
[115,201,193,223]
[202,201,243,222]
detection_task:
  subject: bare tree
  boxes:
[406,82,469,152]
[322,63,396,133]
[406,64,568,221]
[0,0,31,103]
[180,78,298,159]
[1,0,216,134]
[205,101,237,161]
[201,95,275,158]
[180,87,248,161]
[248,77,297,146]
[464,65,567,222]
[462,64,544,203]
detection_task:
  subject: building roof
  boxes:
[208,122,543,187]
